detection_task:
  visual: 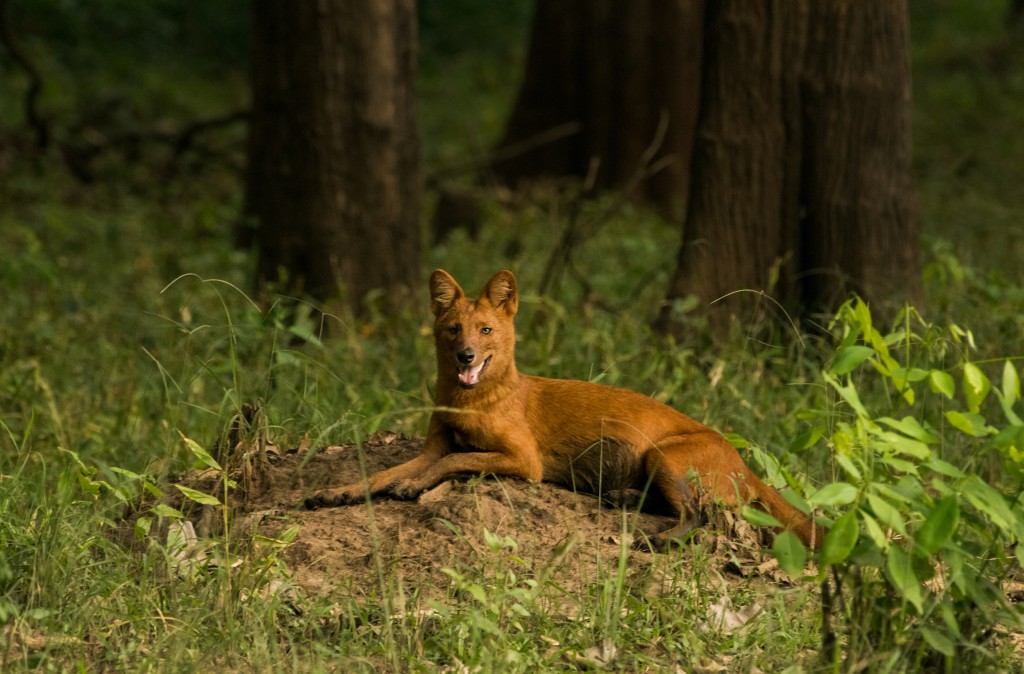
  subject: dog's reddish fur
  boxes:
[307,270,821,549]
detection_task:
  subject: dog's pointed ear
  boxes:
[483,270,518,317]
[430,269,464,317]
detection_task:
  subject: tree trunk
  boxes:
[660,1,804,332]
[799,0,917,312]
[243,0,420,314]
[661,0,919,333]
[491,0,704,220]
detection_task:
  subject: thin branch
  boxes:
[62,108,248,183]
[170,109,249,160]
[537,110,674,303]
[427,121,583,186]
[0,0,49,149]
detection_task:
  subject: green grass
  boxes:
[2,1,1024,671]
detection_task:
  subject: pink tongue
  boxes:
[459,362,484,385]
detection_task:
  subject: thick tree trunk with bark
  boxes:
[491,0,704,219]
[664,1,804,326]
[799,1,917,311]
[243,0,419,313]
[662,0,919,331]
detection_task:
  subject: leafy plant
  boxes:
[426,529,546,669]
[801,298,1024,671]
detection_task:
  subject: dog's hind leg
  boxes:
[641,444,705,547]
[642,431,764,547]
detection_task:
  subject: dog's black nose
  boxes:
[456,348,475,365]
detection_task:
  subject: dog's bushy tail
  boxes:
[752,476,823,550]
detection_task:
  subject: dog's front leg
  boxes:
[304,416,455,509]
[388,438,544,499]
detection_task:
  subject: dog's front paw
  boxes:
[303,493,329,510]
[602,488,645,509]
[642,516,704,551]
[303,487,361,510]
[388,481,425,501]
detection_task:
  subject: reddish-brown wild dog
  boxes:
[306,270,820,549]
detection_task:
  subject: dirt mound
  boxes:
[153,432,789,601]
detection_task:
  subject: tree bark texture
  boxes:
[667,1,804,320]
[244,0,419,313]
[799,1,917,311]
[491,0,704,219]
[663,0,919,330]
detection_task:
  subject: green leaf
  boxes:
[723,432,750,449]
[782,488,811,515]
[76,473,102,497]
[919,626,956,657]
[885,546,924,613]
[883,329,907,346]
[875,431,932,459]
[962,477,1018,533]
[861,512,889,550]
[992,424,1024,446]
[915,496,959,556]
[467,584,488,605]
[925,457,965,479]
[995,389,1024,426]
[890,368,927,404]
[742,506,782,529]
[929,370,955,400]
[996,360,1024,426]
[151,503,184,519]
[853,298,874,335]
[772,530,807,577]
[829,346,876,375]
[134,516,153,540]
[945,410,995,437]
[178,432,223,471]
[867,493,908,536]
[788,425,825,452]
[963,362,991,413]
[894,475,927,501]
[108,466,145,481]
[873,483,912,505]
[820,510,858,566]
[808,482,858,507]
[174,484,222,506]
[835,453,863,481]
[876,416,939,444]
[824,375,870,419]
[1003,360,1021,408]
[890,367,930,385]
[253,525,300,549]
[991,425,1024,470]
[879,456,919,474]
[937,596,962,637]
[142,480,164,499]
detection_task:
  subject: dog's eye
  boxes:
[480,327,492,335]
[448,325,461,335]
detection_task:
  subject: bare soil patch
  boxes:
[142,432,792,603]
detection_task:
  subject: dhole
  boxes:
[307,270,820,549]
